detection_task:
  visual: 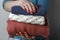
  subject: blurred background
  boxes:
[0,0,9,40]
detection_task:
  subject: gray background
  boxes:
[48,0,60,40]
[0,0,9,40]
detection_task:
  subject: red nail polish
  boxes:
[33,10,36,12]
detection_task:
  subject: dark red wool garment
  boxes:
[7,18,49,38]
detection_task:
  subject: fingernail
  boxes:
[31,10,32,13]
[24,32,26,33]
[16,33,18,35]
[19,32,21,33]
[27,11,29,13]
[32,36,35,38]
[33,10,35,12]
[31,13,33,14]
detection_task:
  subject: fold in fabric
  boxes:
[11,6,46,16]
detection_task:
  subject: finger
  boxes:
[24,32,30,38]
[30,2,36,13]
[19,32,25,38]
[26,2,33,14]
[31,36,35,39]
[35,5,38,9]
[20,4,25,10]
[23,3,29,13]
[16,33,19,36]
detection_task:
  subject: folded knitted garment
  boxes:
[11,6,46,16]
[7,19,49,38]
[9,13,45,25]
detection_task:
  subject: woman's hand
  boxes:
[16,32,35,40]
[4,0,36,14]
[18,0,36,14]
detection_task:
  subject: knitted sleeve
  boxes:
[3,0,8,8]
[28,0,50,11]
[29,0,37,5]
[38,0,50,11]
[3,0,15,8]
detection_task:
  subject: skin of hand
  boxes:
[4,0,36,14]
[16,32,35,40]
[17,0,36,14]
[4,1,23,12]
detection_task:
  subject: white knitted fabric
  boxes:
[9,13,45,25]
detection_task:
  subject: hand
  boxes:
[16,32,35,40]
[17,0,36,14]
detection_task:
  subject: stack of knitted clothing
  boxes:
[9,6,46,25]
[3,0,49,39]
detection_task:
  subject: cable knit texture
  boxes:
[9,13,45,25]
